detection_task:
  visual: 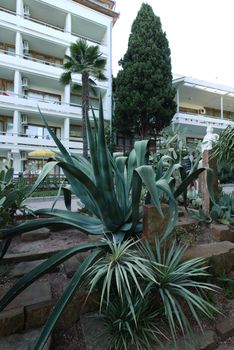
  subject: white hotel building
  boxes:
[0,0,118,174]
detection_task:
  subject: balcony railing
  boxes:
[0,6,16,15]
[0,131,84,149]
[173,112,234,129]
[0,6,104,46]
[23,54,63,68]
[0,48,15,56]
[0,90,100,114]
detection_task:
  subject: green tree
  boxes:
[114,3,176,138]
[60,39,107,158]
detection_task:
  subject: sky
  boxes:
[112,0,234,87]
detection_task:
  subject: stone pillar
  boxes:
[13,110,21,139]
[12,151,22,174]
[63,118,70,150]
[64,84,71,105]
[65,13,72,33]
[220,96,224,120]
[15,32,23,57]
[201,149,219,215]
[16,0,24,16]
[176,88,180,113]
[14,70,22,97]
[202,150,210,215]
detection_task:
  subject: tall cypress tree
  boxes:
[114,3,176,138]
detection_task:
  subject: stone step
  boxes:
[216,315,234,340]
[183,241,234,275]
[8,260,59,279]
[0,249,63,265]
[21,228,51,242]
[0,328,51,350]
[211,224,234,243]
[0,281,53,337]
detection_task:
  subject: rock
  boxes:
[80,313,108,350]
[196,330,218,350]
[9,260,46,278]
[216,315,234,340]
[143,204,198,245]
[0,328,51,350]
[211,224,233,242]
[183,241,234,275]
[21,228,50,242]
[161,331,217,350]
[63,255,83,278]
[25,300,53,330]
[3,281,52,311]
[0,307,24,337]
[143,204,171,244]
[55,289,98,330]
[163,336,196,350]
[0,281,53,335]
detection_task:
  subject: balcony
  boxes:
[172,112,234,136]
[0,131,83,154]
[0,91,102,119]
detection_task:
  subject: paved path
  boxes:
[25,196,79,211]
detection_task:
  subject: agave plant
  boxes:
[149,147,216,217]
[0,98,178,349]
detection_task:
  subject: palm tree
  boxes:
[60,39,107,158]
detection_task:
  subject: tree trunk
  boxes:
[82,71,89,158]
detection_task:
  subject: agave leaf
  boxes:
[34,250,101,350]
[0,213,105,243]
[0,238,12,259]
[174,168,205,199]
[156,155,174,181]
[135,166,163,217]
[154,179,178,244]
[62,186,72,211]
[127,148,137,194]
[134,140,149,167]
[27,161,58,197]
[86,111,99,180]
[38,107,72,164]
[113,155,128,213]
[5,167,14,184]
[97,97,113,194]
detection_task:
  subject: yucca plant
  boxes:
[101,291,165,350]
[0,98,178,349]
[87,238,157,320]
[144,240,220,342]
[211,125,234,166]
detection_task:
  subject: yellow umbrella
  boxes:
[28,150,55,157]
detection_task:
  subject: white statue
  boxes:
[201,126,219,153]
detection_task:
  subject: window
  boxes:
[26,90,61,104]
[0,42,15,55]
[0,79,14,94]
[25,124,61,139]
[28,50,63,66]
[70,125,82,138]
[0,116,13,134]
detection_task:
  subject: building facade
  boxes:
[172,76,234,144]
[0,0,118,174]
